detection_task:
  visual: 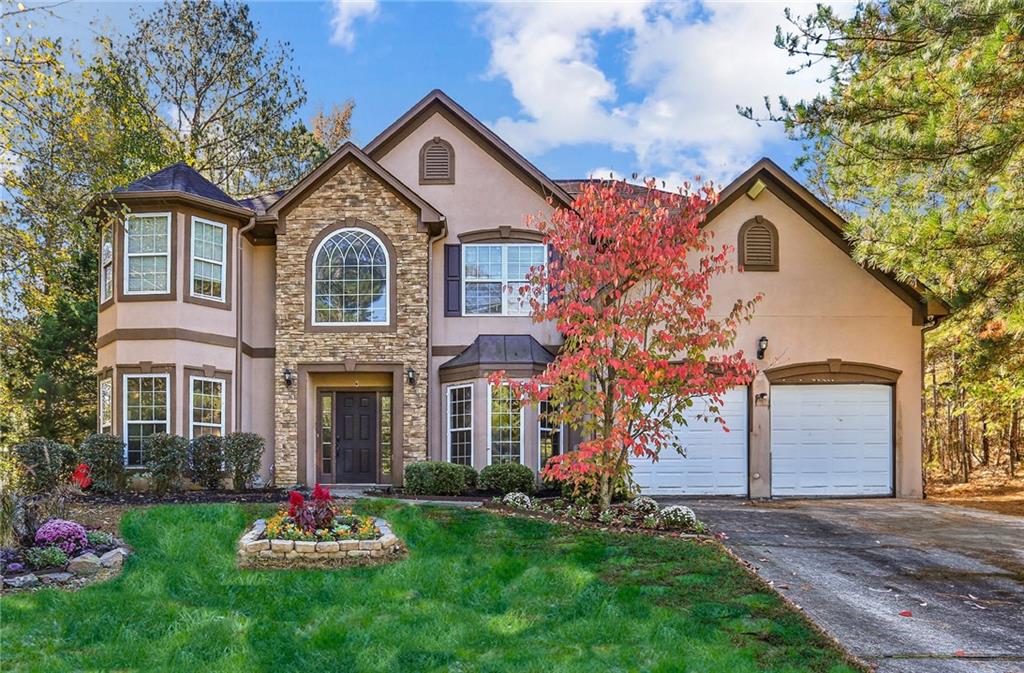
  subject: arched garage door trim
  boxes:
[766,359,901,385]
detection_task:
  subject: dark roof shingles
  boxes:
[439,335,555,370]
[114,162,240,208]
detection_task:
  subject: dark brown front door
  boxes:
[335,392,378,483]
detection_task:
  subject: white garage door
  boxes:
[771,384,893,497]
[631,388,748,496]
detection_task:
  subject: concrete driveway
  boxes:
[670,498,1024,673]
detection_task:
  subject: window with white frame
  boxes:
[124,213,171,294]
[488,384,522,464]
[538,398,564,469]
[123,374,169,466]
[99,377,113,435]
[189,376,224,438]
[447,384,473,465]
[312,228,389,325]
[463,243,545,316]
[100,227,114,302]
[191,217,227,301]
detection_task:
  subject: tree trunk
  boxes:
[981,419,990,466]
[1010,406,1020,478]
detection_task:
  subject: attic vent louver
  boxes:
[739,216,779,271]
[419,137,454,184]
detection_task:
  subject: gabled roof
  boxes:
[266,142,444,235]
[708,157,949,324]
[364,89,574,208]
[114,162,239,207]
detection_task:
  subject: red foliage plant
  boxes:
[491,178,760,508]
[71,463,92,490]
[288,484,337,532]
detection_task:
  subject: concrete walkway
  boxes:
[664,498,1024,673]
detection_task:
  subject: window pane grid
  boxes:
[313,229,388,324]
[489,385,522,464]
[99,378,112,434]
[379,393,392,476]
[191,219,225,300]
[464,244,545,316]
[448,385,473,466]
[100,229,113,302]
[320,394,333,475]
[539,398,563,468]
[190,377,223,438]
[124,375,169,466]
[125,214,170,294]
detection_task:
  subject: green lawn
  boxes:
[1,502,859,673]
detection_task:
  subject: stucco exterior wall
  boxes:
[704,188,923,497]
[375,111,561,463]
[272,160,429,486]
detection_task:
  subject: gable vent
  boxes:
[420,137,454,184]
[739,217,778,271]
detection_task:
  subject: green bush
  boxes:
[12,438,77,494]
[146,434,188,494]
[479,462,535,495]
[78,434,126,493]
[86,529,117,548]
[456,463,478,492]
[188,435,224,489]
[404,461,469,496]
[223,432,264,490]
[25,545,69,569]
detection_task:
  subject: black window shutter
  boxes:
[444,244,461,316]
[547,245,561,303]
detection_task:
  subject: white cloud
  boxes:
[478,1,847,184]
[329,0,379,50]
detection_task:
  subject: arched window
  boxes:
[738,216,779,271]
[419,137,454,184]
[312,228,390,325]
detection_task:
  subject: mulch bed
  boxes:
[481,501,711,541]
[70,489,287,506]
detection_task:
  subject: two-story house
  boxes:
[89,90,947,498]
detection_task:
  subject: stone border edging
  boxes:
[237,517,405,568]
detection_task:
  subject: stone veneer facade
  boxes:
[273,160,430,484]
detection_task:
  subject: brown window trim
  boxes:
[765,359,901,384]
[96,367,114,434]
[182,210,234,311]
[99,225,115,312]
[183,365,233,439]
[115,362,177,469]
[457,226,545,244]
[738,216,779,272]
[419,137,455,185]
[116,211,178,302]
[304,217,398,334]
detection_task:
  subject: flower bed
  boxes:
[237,485,404,568]
[1,519,132,593]
[487,493,710,535]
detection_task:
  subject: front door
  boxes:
[335,392,378,483]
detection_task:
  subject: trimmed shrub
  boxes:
[146,434,188,493]
[78,434,127,493]
[25,545,68,569]
[479,462,535,495]
[628,495,659,515]
[403,461,467,496]
[188,435,224,489]
[12,438,77,493]
[659,504,698,530]
[34,519,88,555]
[455,464,478,492]
[224,432,264,490]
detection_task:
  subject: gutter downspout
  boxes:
[425,221,448,466]
[235,216,256,432]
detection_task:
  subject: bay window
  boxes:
[488,383,522,464]
[447,384,473,465]
[100,227,113,303]
[538,398,564,469]
[99,377,113,435]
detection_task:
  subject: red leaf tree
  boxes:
[491,179,760,509]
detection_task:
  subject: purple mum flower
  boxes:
[34,519,88,556]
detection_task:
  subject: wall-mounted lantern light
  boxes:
[406,367,417,385]
[756,336,769,360]
[283,367,295,387]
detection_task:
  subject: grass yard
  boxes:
[1,502,860,673]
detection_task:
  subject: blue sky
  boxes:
[49,1,841,188]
